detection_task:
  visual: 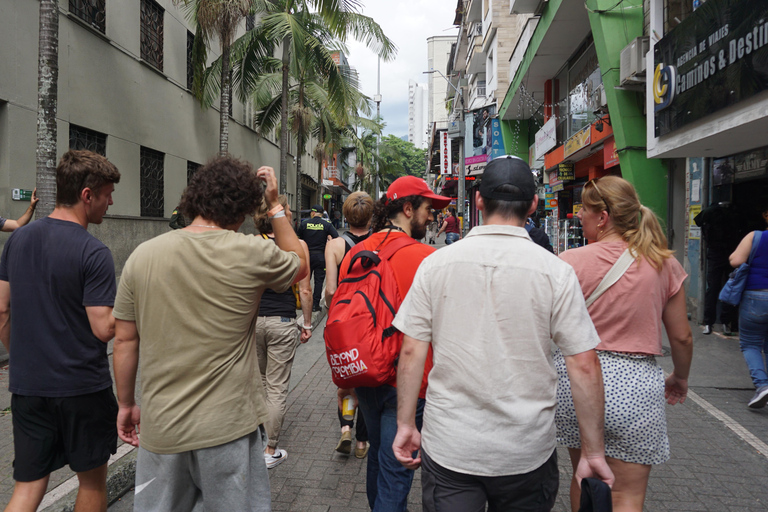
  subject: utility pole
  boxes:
[374,57,382,199]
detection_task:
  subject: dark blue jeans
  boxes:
[739,290,768,388]
[445,233,460,245]
[356,385,425,512]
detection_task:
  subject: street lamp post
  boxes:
[424,69,466,234]
[374,57,382,199]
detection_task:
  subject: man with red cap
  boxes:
[337,175,450,511]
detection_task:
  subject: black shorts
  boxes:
[12,387,118,482]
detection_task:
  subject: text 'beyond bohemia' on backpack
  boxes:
[324,236,418,388]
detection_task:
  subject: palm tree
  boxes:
[35,0,59,218]
[174,0,254,156]
[250,0,396,194]
[245,37,369,217]
[340,117,401,196]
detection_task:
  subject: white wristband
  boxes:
[302,324,312,330]
[270,210,286,219]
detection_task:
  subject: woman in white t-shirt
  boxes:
[555,176,693,512]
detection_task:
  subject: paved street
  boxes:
[0,234,766,511]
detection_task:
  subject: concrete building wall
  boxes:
[0,0,316,264]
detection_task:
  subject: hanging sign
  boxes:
[535,117,557,160]
[564,125,591,158]
[465,154,489,176]
[489,119,505,160]
[604,137,620,168]
[557,163,575,181]
[440,131,451,175]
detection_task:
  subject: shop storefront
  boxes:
[648,0,768,318]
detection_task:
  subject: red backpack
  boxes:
[324,236,418,388]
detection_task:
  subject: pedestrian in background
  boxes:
[0,187,39,232]
[325,191,375,459]
[0,150,120,512]
[298,204,339,313]
[337,176,450,512]
[253,194,313,469]
[113,159,308,511]
[556,176,693,512]
[437,207,461,244]
[392,157,612,511]
[729,200,768,408]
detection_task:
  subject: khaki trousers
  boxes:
[254,316,299,449]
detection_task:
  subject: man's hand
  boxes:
[256,166,279,208]
[574,454,614,487]
[117,404,141,447]
[30,188,39,208]
[392,424,422,470]
[300,327,312,343]
[665,373,688,405]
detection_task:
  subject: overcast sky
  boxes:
[345,0,459,138]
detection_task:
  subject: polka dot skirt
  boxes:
[554,349,670,465]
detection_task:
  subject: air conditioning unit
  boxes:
[471,23,482,37]
[620,36,649,85]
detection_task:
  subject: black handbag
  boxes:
[578,477,612,512]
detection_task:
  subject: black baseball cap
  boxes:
[311,204,324,213]
[479,156,535,202]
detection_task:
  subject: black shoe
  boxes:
[723,324,733,336]
[703,325,712,335]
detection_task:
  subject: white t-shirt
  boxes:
[393,224,600,477]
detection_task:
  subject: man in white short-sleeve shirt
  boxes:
[392,156,615,511]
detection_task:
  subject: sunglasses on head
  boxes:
[585,178,611,215]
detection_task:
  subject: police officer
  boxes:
[298,204,338,312]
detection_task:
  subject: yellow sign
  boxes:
[689,205,701,240]
[564,125,591,158]
[573,203,582,215]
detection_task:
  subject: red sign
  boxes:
[604,137,620,169]
[440,132,451,175]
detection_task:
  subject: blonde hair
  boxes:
[254,194,289,234]
[583,176,673,270]
[343,191,374,229]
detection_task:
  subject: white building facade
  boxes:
[408,80,428,149]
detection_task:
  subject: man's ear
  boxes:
[475,191,485,213]
[527,194,539,217]
[402,201,414,218]
[81,187,93,204]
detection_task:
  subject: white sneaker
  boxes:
[264,449,287,469]
[748,386,768,409]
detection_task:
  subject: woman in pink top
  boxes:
[554,176,693,512]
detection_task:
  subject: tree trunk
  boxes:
[296,131,302,221]
[279,37,290,195]
[35,0,59,219]
[219,42,231,156]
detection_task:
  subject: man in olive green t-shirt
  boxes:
[113,158,308,511]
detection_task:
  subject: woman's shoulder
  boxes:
[560,241,626,263]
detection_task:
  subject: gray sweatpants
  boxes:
[134,427,271,512]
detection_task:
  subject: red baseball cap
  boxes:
[385,176,452,209]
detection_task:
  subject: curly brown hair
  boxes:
[180,156,263,227]
[371,195,425,233]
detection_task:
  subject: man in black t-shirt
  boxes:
[0,150,121,511]
[298,204,339,311]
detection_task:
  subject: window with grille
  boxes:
[186,31,195,90]
[140,147,164,217]
[70,0,106,33]
[140,0,164,71]
[69,124,107,155]
[187,161,200,185]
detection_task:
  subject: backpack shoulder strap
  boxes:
[377,236,420,261]
[585,248,636,308]
[341,232,356,249]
